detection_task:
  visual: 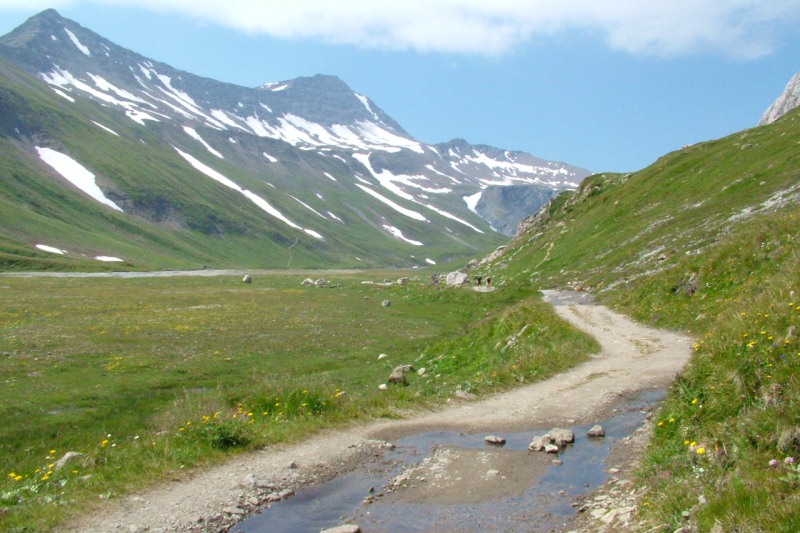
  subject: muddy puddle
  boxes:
[234,390,662,533]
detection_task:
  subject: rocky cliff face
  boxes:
[759,72,800,125]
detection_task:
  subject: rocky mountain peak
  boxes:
[759,72,800,126]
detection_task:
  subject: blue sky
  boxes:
[1,1,799,173]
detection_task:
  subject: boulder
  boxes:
[382,300,391,307]
[544,444,560,454]
[301,278,315,286]
[445,271,470,286]
[397,277,410,285]
[314,278,326,287]
[547,428,575,446]
[528,436,546,452]
[484,435,506,446]
[587,425,606,438]
[242,274,252,284]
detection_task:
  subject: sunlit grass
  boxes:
[0,270,595,531]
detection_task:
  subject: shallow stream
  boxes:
[235,390,662,533]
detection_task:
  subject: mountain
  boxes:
[0,9,590,271]
[480,92,800,533]
[759,71,800,125]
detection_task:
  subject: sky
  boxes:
[1,1,799,173]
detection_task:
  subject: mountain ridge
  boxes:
[0,9,590,270]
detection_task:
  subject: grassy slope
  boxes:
[0,57,505,271]
[486,109,800,530]
[0,272,597,531]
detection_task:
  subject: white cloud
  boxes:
[4,0,800,57]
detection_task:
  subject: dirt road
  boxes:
[66,291,692,532]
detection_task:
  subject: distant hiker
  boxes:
[476,276,483,286]
[486,277,492,287]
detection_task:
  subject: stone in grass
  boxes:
[54,451,84,470]
[485,435,506,446]
[453,389,477,400]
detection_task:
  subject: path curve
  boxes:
[66,291,692,532]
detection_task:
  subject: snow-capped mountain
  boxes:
[0,9,591,269]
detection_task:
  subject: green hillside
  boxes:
[0,55,505,271]
[485,108,800,530]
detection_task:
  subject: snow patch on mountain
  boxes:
[353,153,451,203]
[183,126,223,158]
[419,202,484,233]
[463,191,482,213]
[63,27,90,56]
[355,184,428,222]
[383,225,423,246]
[355,93,379,120]
[173,146,323,239]
[290,195,327,219]
[51,88,75,102]
[126,109,160,125]
[36,244,66,254]
[425,164,462,184]
[87,73,146,103]
[36,146,123,212]
[92,121,119,136]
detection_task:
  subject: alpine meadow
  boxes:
[1,7,800,533]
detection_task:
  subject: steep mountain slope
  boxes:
[482,102,800,531]
[0,9,590,270]
[487,107,799,292]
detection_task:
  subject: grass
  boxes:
[483,108,800,531]
[0,270,597,531]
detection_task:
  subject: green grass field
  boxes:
[0,271,598,531]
